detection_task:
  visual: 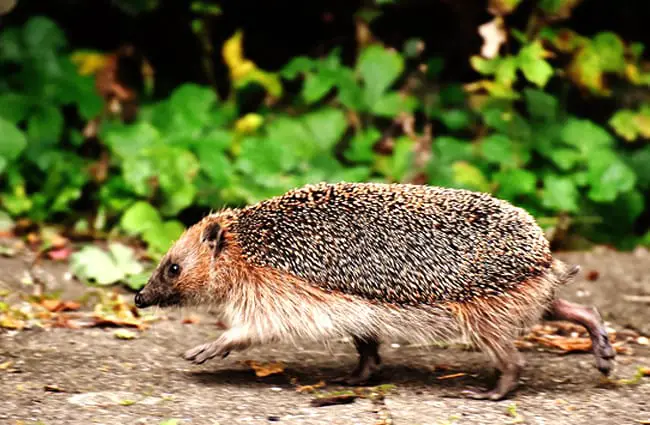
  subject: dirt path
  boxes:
[1,248,649,425]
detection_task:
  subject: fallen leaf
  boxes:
[244,360,285,377]
[586,270,600,281]
[0,361,13,370]
[641,367,650,377]
[44,384,65,393]
[114,329,137,340]
[296,381,326,393]
[310,393,359,407]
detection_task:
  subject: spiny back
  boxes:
[231,182,553,305]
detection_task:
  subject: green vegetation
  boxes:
[1,1,650,278]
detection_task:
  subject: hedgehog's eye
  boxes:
[167,263,181,278]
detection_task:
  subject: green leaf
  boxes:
[344,127,381,163]
[434,137,474,163]
[592,32,625,73]
[541,175,579,212]
[480,134,517,167]
[357,45,404,107]
[608,110,638,141]
[303,108,347,151]
[70,243,143,286]
[439,109,471,131]
[0,28,22,61]
[518,41,554,87]
[104,121,161,159]
[302,73,335,104]
[0,117,27,162]
[371,92,418,117]
[524,88,558,122]
[587,158,637,203]
[451,162,490,192]
[120,201,163,236]
[561,118,613,154]
[549,148,581,171]
[23,17,67,54]
[495,57,518,87]
[388,136,414,182]
[280,57,316,79]
[494,169,537,200]
[0,94,31,124]
[143,220,185,255]
[0,210,14,232]
[470,56,499,75]
[27,105,64,145]
[169,83,217,118]
[109,243,145,276]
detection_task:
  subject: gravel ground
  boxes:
[0,247,649,425]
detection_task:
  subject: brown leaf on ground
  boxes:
[243,360,285,377]
[586,270,600,281]
[40,299,81,313]
[310,394,359,407]
[296,381,326,393]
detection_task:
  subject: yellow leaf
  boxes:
[235,113,264,134]
[70,51,108,76]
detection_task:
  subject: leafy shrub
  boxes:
[1,5,650,265]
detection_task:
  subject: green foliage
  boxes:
[2,6,650,264]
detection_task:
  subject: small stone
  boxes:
[270,387,282,392]
[637,336,649,346]
[390,343,400,348]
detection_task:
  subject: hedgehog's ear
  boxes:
[201,220,225,258]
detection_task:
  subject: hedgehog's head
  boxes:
[134,214,229,309]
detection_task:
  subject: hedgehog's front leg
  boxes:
[333,335,382,386]
[184,328,251,364]
[544,298,615,375]
[463,340,525,401]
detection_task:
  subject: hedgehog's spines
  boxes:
[227,182,554,306]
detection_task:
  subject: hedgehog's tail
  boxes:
[550,258,581,286]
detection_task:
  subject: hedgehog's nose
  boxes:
[134,291,146,308]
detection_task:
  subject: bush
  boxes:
[1,3,650,259]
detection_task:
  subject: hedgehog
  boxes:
[134,182,615,400]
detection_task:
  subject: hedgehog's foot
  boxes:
[544,298,616,375]
[333,336,381,386]
[463,341,524,401]
[183,329,250,365]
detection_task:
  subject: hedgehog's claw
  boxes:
[184,341,230,364]
[462,388,510,401]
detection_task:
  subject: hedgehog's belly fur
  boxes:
[233,182,553,305]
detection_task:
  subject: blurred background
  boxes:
[1,0,650,291]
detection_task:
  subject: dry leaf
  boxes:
[0,361,13,370]
[310,394,359,407]
[243,360,285,377]
[296,381,326,393]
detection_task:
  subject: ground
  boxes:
[1,247,649,425]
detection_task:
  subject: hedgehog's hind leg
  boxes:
[544,298,615,375]
[333,335,382,386]
[462,339,525,401]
